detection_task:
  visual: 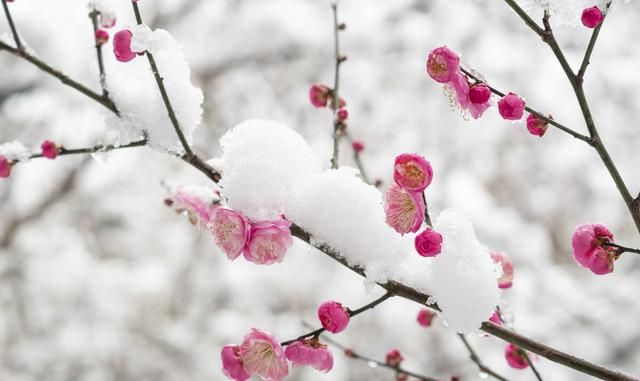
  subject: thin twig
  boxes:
[1,0,22,50]
[330,2,344,169]
[523,351,544,381]
[25,138,148,161]
[280,292,392,346]
[316,331,439,381]
[577,2,612,80]
[603,242,640,256]
[89,9,109,97]
[343,132,371,184]
[457,334,509,381]
[0,40,119,114]
[421,193,433,227]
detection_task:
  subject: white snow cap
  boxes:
[0,141,30,162]
[105,25,203,154]
[216,120,500,333]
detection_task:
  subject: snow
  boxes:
[216,119,322,221]
[518,0,628,26]
[0,140,30,161]
[221,121,499,333]
[105,25,203,154]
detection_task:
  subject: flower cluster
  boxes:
[571,223,621,275]
[211,208,293,265]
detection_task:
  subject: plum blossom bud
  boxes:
[505,344,529,369]
[426,46,460,83]
[572,223,620,275]
[344,348,355,358]
[221,345,250,381]
[384,184,425,235]
[393,153,433,192]
[581,6,604,28]
[417,308,436,327]
[0,156,13,179]
[113,29,136,62]
[352,140,364,153]
[490,251,514,289]
[40,140,60,159]
[211,208,250,260]
[95,29,109,45]
[317,300,350,334]
[99,12,117,28]
[526,114,549,137]
[469,84,491,104]
[285,339,334,373]
[414,228,443,257]
[309,84,331,108]
[447,72,491,119]
[385,349,404,367]
[243,219,293,265]
[489,310,502,325]
[337,108,348,121]
[239,329,288,381]
[498,92,525,120]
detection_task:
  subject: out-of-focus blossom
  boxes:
[41,140,60,159]
[526,114,549,137]
[238,329,288,381]
[243,219,293,265]
[337,108,348,121]
[426,46,460,83]
[221,345,250,381]
[505,344,529,369]
[414,228,443,257]
[417,309,436,327]
[489,310,502,325]
[99,12,117,28]
[385,349,404,367]
[285,339,333,372]
[210,208,250,260]
[113,29,137,62]
[572,223,620,275]
[498,92,525,120]
[317,300,350,334]
[384,184,425,235]
[309,83,332,108]
[352,140,365,153]
[581,6,604,28]
[0,156,13,178]
[165,186,219,226]
[393,153,433,192]
[490,251,514,289]
[95,29,109,45]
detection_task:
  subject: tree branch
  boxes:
[89,8,109,98]
[1,0,22,50]
[330,2,345,169]
[457,334,509,381]
[577,2,612,80]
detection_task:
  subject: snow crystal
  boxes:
[0,140,30,161]
[216,119,322,221]
[105,25,203,153]
[430,209,500,333]
[217,121,499,333]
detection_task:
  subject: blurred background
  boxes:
[1,0,639,380]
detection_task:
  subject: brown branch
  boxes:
[1,0,21,50]
[577,2,612,80]
[603,242,640,256]
[89,9,109,98]
[25,137,148,161]
[330,2,345,169]
[458,334,509,381]
[280,292,392,346]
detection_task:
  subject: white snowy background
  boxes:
[1,0,640,380]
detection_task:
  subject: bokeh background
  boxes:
[1,0,639,380]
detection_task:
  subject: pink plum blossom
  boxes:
[526,114,549,137]
[582,6,604,28]
[426,46,460,83]
[414,228,443,257]
[95,29,109,45]
[572,223,620,275]
[243,219,293,265]
[469,84,491,104]
[99,13,116,28]
[490,251,514,289]
[489,310,502,325]
[165,187,218,227]
[393,153,433,192]
[221,345,250,381]
[113,29,137,62]
[210,208,250,260]
[385,349,404,367]
[317,300,350,334]
[0,156,12,178]
[505,344,529,369]
[498,92,525,120]
[352,140,365,153]
[238,329,288,381]
[448,71,491,119]
[285,339,334,372]
[309,83,331,108]
[384,183,425,235]
[40,140,60,159]
[417,309,436,327]
[337,108,348,121]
